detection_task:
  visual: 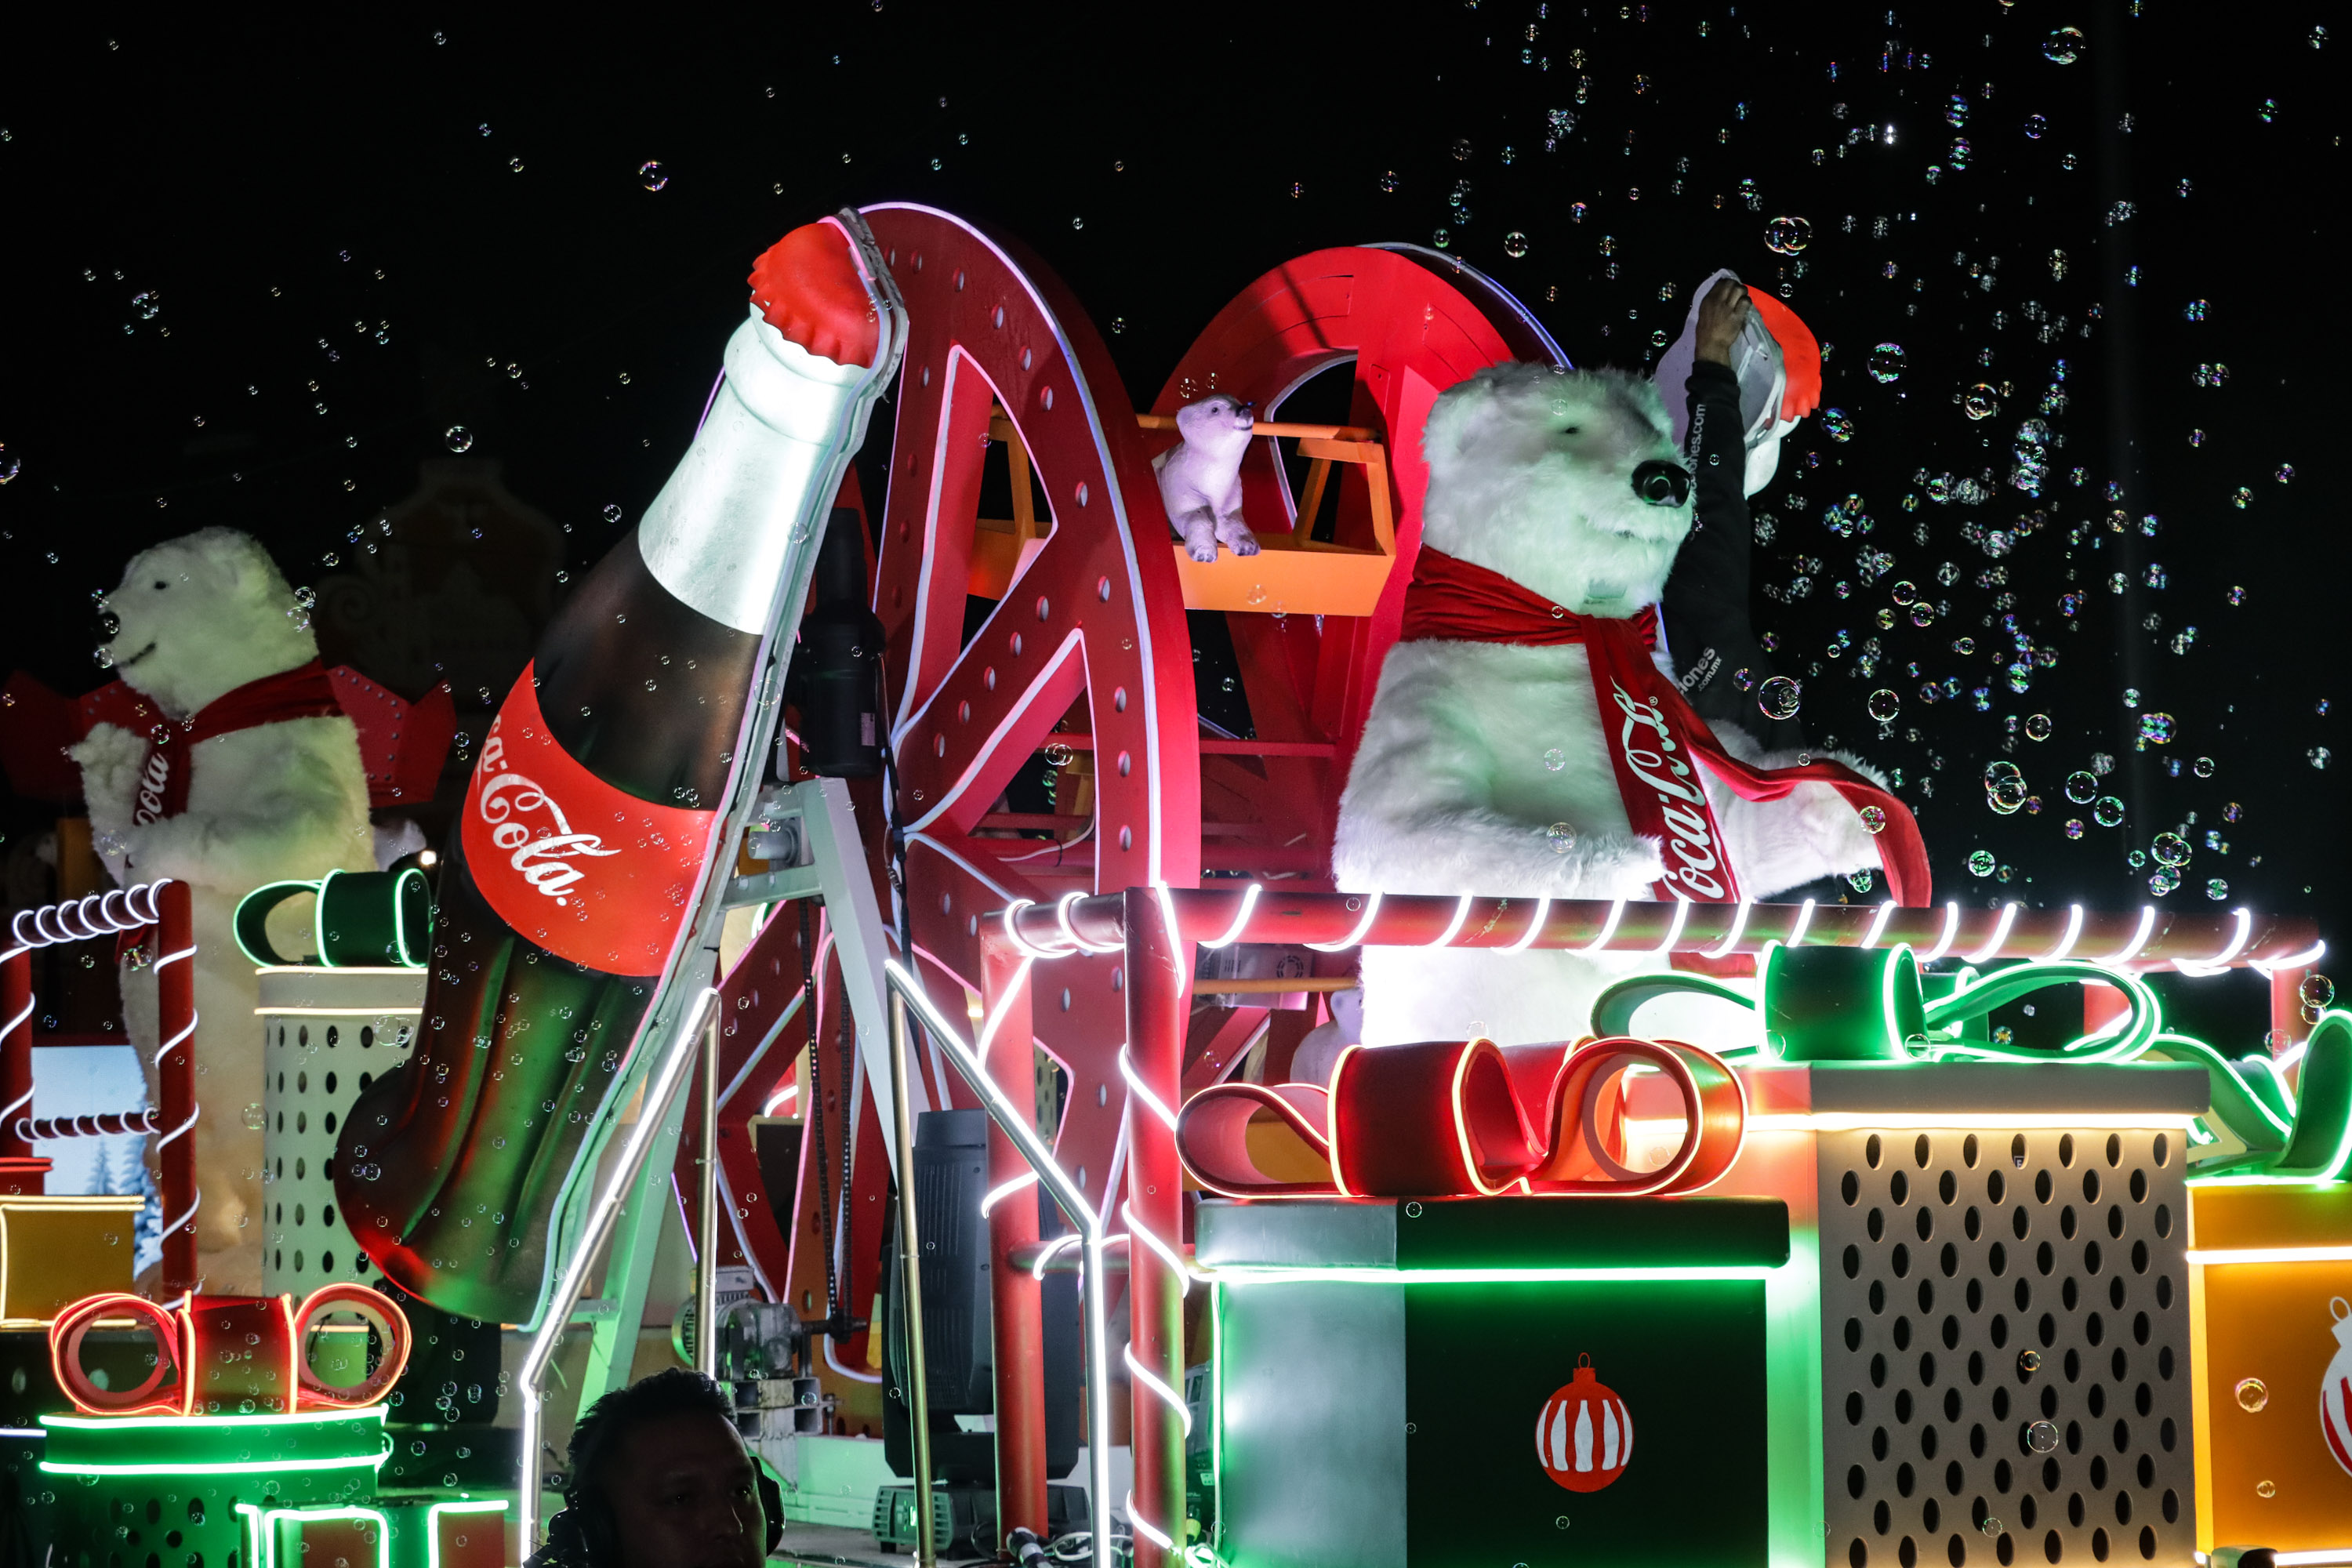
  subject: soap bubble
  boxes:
[2312,746,2333,770]
[1867,343,1907,383]
[1764,216,1812,254]
[2192,757,2215,778]
[443,425,474,454]
[637,161,668,192]
[2024,714,2053,741]
[2024,114,2048,139]
[1542,747,1566,771]
[2093,796,2126,828]
[2236,1378,2270,1414]
[2301,974,2336,1010]
[2091,752,2116,775]
[1968,849,1996,877]
[0,445,16,485]
[2205,879,2230,901]
[1379,170,1399,193]
[1820,408,1854,442]
[1858,805,1887,834]
[2149,867,2181,896]
[1867,689,1900,722]
[1756,676,1802,720]
[1502,231,1530,258]
[2063,819,2084,839]
[2151,832,2190,867]
[242,1103,266,1131]
[1544,822,1577,855]
[1984,761,2028,815]
[602,503,623,524]
[2138,712,2176,745]
[2042,27,2085,64]
[1450,138,1473,161]
[1962,386,2002,420]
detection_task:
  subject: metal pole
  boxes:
[516,988,720,1555]
[882,959,1114,1568]
[888,990,938,1568]
[0,943,33,1166]
[154,880,198,1298]
[695,1011,720,1378]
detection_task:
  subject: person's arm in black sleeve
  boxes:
[1659,277,1807,753]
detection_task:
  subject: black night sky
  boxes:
[0,3,2343,1023]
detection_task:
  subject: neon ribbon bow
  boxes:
[1174,1036,1746,1200]
[1592,946,2352,1183]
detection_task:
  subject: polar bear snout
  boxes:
[1631,459,1693,507]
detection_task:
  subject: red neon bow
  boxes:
[49,1284,412,1417]
[1174,1036,1746,1200]
[1399,547,1930,907]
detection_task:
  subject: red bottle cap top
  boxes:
[750,220,878,368]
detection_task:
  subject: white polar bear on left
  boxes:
[71,527,375,1294]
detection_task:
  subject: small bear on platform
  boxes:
[1155,393,1261,561]
[1333,365,1904,1048]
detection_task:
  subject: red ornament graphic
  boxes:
[2323,1296,2352,1479]
[1537,1353,1634,1493]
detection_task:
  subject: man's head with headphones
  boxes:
[536,1368,780,1568]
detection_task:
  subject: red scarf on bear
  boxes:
[1399,548,1930,906]
[129,661,346,825]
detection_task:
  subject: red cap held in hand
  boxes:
[750,220,878,368]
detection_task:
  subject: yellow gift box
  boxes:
[2188,1181,2352,1555]
[0,1194,147,1324]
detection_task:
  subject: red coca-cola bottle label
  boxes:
[463,665,719,975]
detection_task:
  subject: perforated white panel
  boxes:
[1817,1127,2197,1567]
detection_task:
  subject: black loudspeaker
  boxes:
[882,1109,1082,1487]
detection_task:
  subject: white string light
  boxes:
[1920,902,1962,963]
[1126,1494,1176,1552]
[1648,897,1693,955]
[1703,899,1754,960]
[1784,898,1817,949]
[980,1171,1040,1217]
[1056,891,1123,954]
[1122,1344,1192,1436]
[1198,884,1262,949]
[1427,894,1475,948]
[2252,940,2328,977]
[1122,1199,1190,1297]
[1027,1232,1084,1280]
[1860,901,1898,951]
[2106,906,2157,966]
[1579,898,1628,954]
[2175,907,2254,977]
[1502,897,1553,953]
[1000,900,1072,960]
[1306,892,1383,952]
[1964,902,2020,965]
[1118,1045,1180,1134]
[2043,905,2084,962]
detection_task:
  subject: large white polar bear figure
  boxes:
[72,528,374,1292]
[1333,365,1889,1047]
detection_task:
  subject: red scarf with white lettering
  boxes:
[131,661,346,825]
[1399,548,1930,906]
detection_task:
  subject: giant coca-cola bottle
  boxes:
[336,219,895,1323]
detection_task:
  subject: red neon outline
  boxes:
[49,1293,181,1416]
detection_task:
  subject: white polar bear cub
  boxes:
[1154,394,1261,561]
[72,527,374,1292]
[1332,365,1885,1048]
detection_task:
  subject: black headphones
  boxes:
[535,1461,786,1567]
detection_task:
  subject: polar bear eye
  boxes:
[153,580,169,590]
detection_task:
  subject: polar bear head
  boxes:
[1419,364,1693,617]
[98,528,318,718]
[1173,393,1255,454]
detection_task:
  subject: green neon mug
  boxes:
[1590,945,2161,1065]
[234,867,431,968]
